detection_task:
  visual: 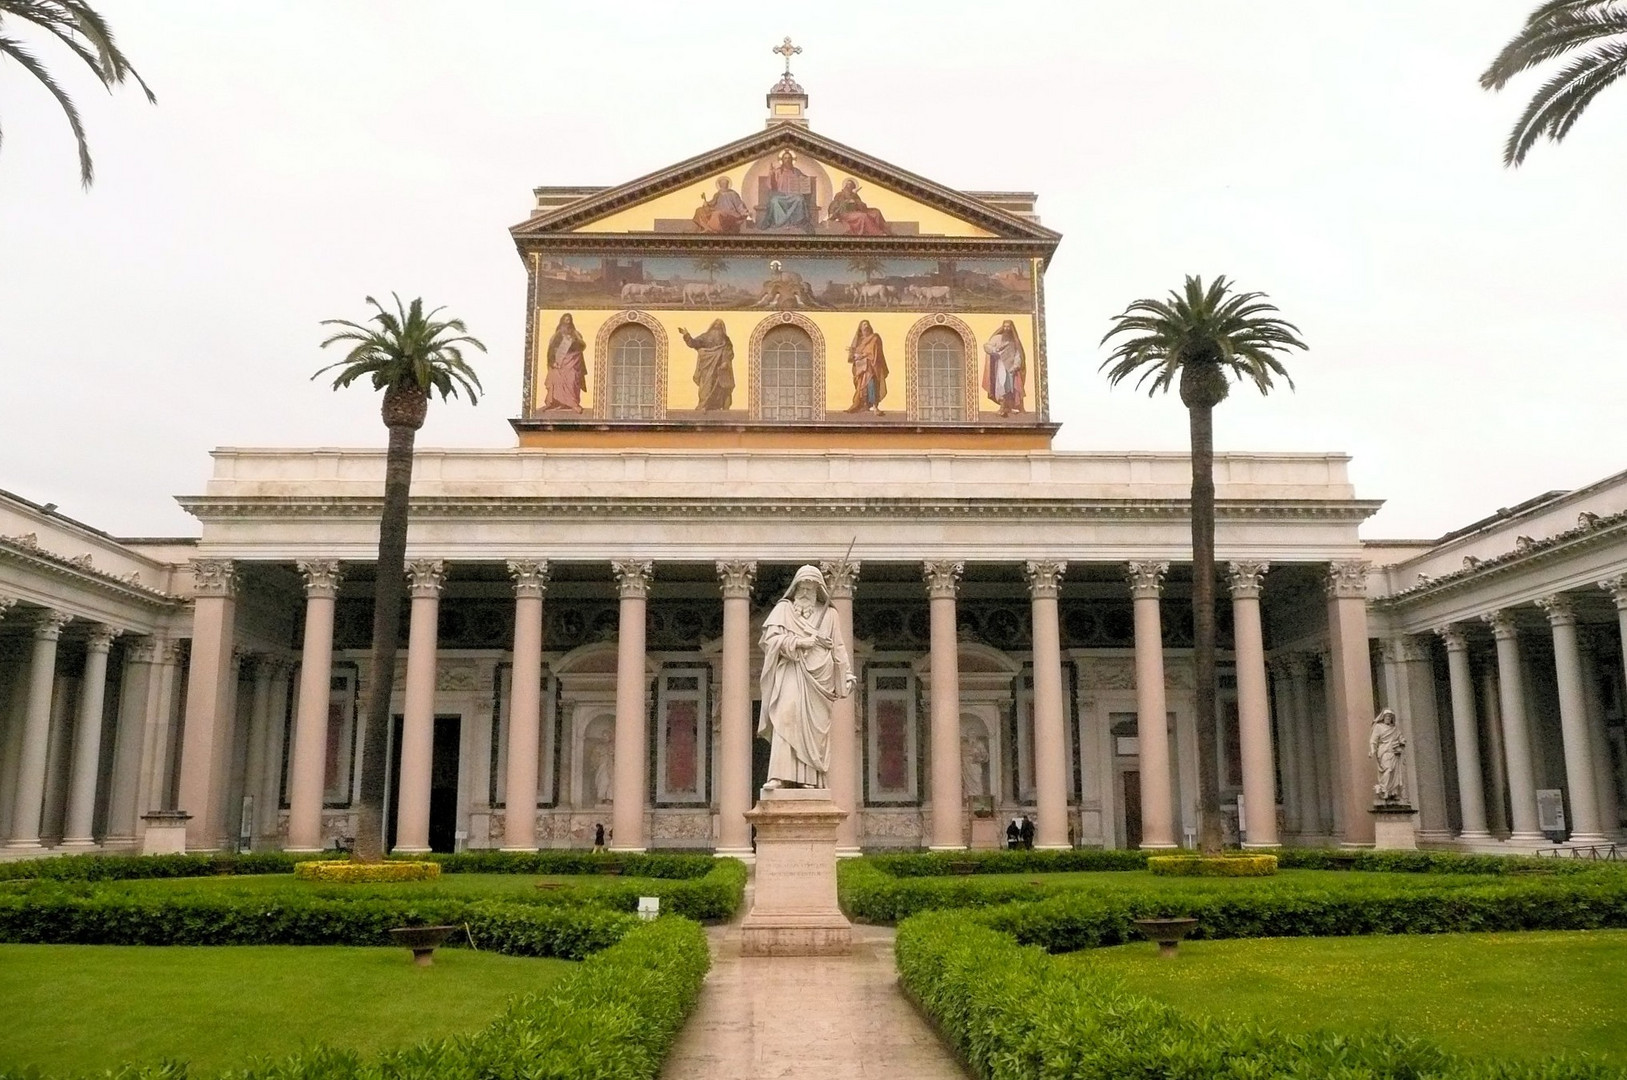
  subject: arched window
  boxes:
[758,325,816,421]
[916,327,966,421]
[607,324,658,419]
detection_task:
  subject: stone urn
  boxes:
[1132,916,1199,957]
[389,924,457,966]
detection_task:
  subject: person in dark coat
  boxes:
[1006,817,1022,850]
[1018,815,1036,850]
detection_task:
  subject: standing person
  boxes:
[758,565,856,789]
[593,821,606,851]
[542,313,587,412]
[1006,817,1021,850]
[1019,814,1036,850]
[981,320,1026,417]
[844,320,888,415]
[680,319,736,410]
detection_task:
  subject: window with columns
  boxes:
[606,323,660,420]
[758,325,817,421]
[915,327,966,421]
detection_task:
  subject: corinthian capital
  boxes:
[86,624,123,653]
[507,559,550,599]
[1326,560,1370,599]
[819,558,860,598]
[406,559,446,598]
[1535,593,1575,626]
[190,559,236,598]
[0,595,16,622]
[1600,576,1627,609]
[1024,559,1067,599]
[297,559,343,599]
[1481,609,1519,639]
[33,609,71,640]
[1126,561,1169,599]
[613,559,654,598]
[1227,560,1270,599]
[716,560,757,599]
[1436,624,1470,652]
[922,560,964,599]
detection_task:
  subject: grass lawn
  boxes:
[0,944,574,1076]
[61,871,650,902]
[1068,929,1627,1065]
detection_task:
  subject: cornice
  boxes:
[510,124,1060,249]
[0,537,182,610]
[176,495,1381,524]
[1373,509,1627,610]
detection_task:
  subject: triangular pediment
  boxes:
[511,126,1058,244]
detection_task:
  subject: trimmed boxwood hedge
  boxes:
[1147,853,1277,876]
[294,859,440,883]
[896,910,1623,1080]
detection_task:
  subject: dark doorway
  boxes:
[1122,770,1142,850]
[387,714,463,854]
[751,700,770,793]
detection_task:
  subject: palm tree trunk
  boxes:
[353,420,417,861]
[1189,403,1223,854]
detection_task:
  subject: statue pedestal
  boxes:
[141,811,191,855]
[1371,804,1419,850]
[741,788,852,956]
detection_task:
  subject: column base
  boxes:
[715,846,755,863]
[1566,833,1613,847]
[1033,843,1071,851]
[1504,831,1547,846]
[927,844,967,852]
[58,839,99,851]
[1457,830,1493,841]
[835,846,863,859]
[2,840,44,852]
[1138,842,1180,851]
[282,846,325,854]
[392,846,432,856]
[499,845,538,854]
[608,845,647,853]
[1240,842,1282,850]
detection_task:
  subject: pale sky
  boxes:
[1,1,1622,540]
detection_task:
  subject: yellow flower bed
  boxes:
[293,860,441,883]
[1148,854,1278,877]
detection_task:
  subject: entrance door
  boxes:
[1122,770,1142,850]
[386,714,462,854]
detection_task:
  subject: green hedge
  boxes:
[896,910,1621,1080]
[1147,853,1277,876]
[1276,847,1599,875]
[865,848,1150,877]
[427,849,720,879]
[0,851,312,882]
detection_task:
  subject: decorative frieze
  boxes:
[1326,560,1370,599]
[507,559,550,598]
[296,559,343,598]
[819,558,860,598]
[1535,593,1576,626]
[1126,561,1168,599]
[190,559,237,598]
[715,560,757,599]
[922,560,964,599]
[1023,559,1067,599]
[612,559,654,597]
[406,559,446,598]
[1227,560,1269,598]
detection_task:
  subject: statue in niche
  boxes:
[843,320,889,415]
[754,149,815,232]
[1369,708,1407,803]
[981,320,1026,417]
[827,178,890,235]
[692,176,750,234]
[587,735,614,806]
[680,319,736,410]
[758,565,855,789]
[541,313,587,412]
[961,732,990,798]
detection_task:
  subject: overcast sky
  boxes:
[2,1,1622,541]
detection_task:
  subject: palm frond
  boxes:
[314,295,487,406]
[0,32,91,184]
[1480,0,1627,165]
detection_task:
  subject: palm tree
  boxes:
[314,295,484,861]
[693,255,728,284]
[1481,1,1627,166]
[1101,275,1306,855]
[0,0,154,187]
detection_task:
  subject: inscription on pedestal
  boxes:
[740,788,852,956]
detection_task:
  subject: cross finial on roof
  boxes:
[773,37,801,76]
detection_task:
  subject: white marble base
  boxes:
[741,788,851,957]
[1371,805,1418,850]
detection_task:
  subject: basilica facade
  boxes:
[2,73,1623,860]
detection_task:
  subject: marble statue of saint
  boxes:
[1369,708,1406,803]
[758,565,855,789]
[961,733,990,797]
[680,319,735,410]
[590,738,614,806]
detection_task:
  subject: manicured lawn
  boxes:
[0,944,574,1075]
[74,871,647,902]
[1068,929,1627,1065]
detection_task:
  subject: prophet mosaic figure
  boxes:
[680,319,736,410]
[541,313,587,412]
[981,320,1026,417]
[1369,708,1407,803]
[758,565,855,789]
[755,149,814,232]
[843,320,888,414]
[691,176,749,234]
[827,178,890,235]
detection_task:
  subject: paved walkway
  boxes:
[660,917,968,1079]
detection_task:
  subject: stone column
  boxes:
[1386,636,1450,842]
[285,560,341,852]
[820,559,861,856]
[138,641,184,816]
[1601,577,1627,832]
[105,637,160,847]
[503,560,548,852]
[178,559,238,851]
[1025,560,1070,850]
[923,560,965,851]
[61,625,123,848]
[1536,594,1609,845]
[1284,653,1324,835]
[393,559,445,855]
[715,561,758,858]
[1228,561,1277,848]
[1267,658,1300,834]
[1128,561,1177,849]
[1577,629,1621,838]
[6,610,70,849]
[610,560,653,852]
[1483,611,1543,843]
[1437,625,1490,840]
[1325,562,1377,846]
[255,660,293,848]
